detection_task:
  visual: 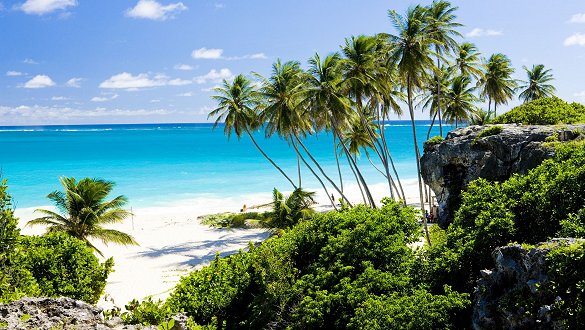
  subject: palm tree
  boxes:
[518,64,556,103]
[443,75,479,127]
[426,0,462,136]
[418,65,452,139]
[209,74,297,189]
[479,53,517,117]
[27,177,137,256]
[469,109,493,125]
[454,42,483,80]
[270,188,316,229]
[387,5,435,245]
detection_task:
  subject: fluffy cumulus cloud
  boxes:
[126,0,187,21]
[191,47,267,60]
[564,33,585,47]
[192,47,224,59]
[569,13,585,24]
[23,74,56,88]
[66,77,83,88]
[194,68,233,84]
[99,72,193,90]
[20,0,77,15]
[23,58,38,64]
[465,28,503,38]
[6,71,23,77]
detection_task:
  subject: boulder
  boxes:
[421,124,585,227]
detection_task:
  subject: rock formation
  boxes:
[473,239,582,330]
[421,124,585,227]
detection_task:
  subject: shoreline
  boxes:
[15,178,425,309]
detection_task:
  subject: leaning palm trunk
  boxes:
[333,134,344,193]
[291,140,338,211]
[435,52,444,137]
[347,155,367,205]
[407,79,431,246]
[427,111,438,140]
[294,134,353,208]
[331,117,377,207]
[245,129,297,189]
[378,110,407,202]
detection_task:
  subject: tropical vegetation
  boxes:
[27,176,138,256]
[493,97,585,125]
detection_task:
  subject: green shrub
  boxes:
[199,212,270,228]
[20,232,113,304]
[492,97,585,125]
[472,125,503,146]
[168,200,469,329]
[424,136,444,150]
[121,297,173,326]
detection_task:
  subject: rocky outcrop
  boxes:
[473,239,582,330]
[0,297,188,329]
[421,124,585,227]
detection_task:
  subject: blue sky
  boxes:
[1,0,584,125]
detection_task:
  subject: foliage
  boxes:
[468,109,493,125]
[425,142,585,297]
[477,125,503,138]
[518,64,556,103]
[121,298,173,326]
[19,232,113,304]
[198,212,270,229]
[423,135,444,150]
[167,200,470,328]
[492,97,585,125]
[28,176,137,256]
[266,188,316,229]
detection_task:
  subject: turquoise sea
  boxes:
[0,121,454,208]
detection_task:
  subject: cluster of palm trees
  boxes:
[209,1,556,242]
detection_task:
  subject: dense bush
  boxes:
[19,232,113,304]
[166,200,470,329]
[423,136,444,151]
[121,298,173,325]
[492,97,585,125]
[425,142,585,296]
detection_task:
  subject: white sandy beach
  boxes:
[15,179,425,310]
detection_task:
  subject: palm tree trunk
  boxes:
[488,97,492,118]
[347,155,367,205]
[294,134,353,208]
[407,78,431,246]
[295,142,302,188]
[427,111,438,140]
[436,52,444,137]
[333,134,343,193]
[494,103,497,117]
[331,117,376,207]
[291,140,338,211]
[379,112,407,203]
[245,129,297,189]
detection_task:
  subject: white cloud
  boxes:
[215,3,225,9]
[150,99,161,103]
[192,47,224,59]
[51,96,70,101]
[201,84,220,92]
[23,58,38,64]
[465,28,503,38]
[168,78,192,86]
[20,0,77,15]
[197,105,213,115]
[174,64,195,71]
[99,72,167,90]
[23,75,56,88]
[6,71,23,77]
[194,68,233,84]
[177,92,193,97]
[126,0,187,21]
[66,77,83,88]
[564,32,585,47]
[191,48,267,60]
[569,13,585,24]
[91,94,119,102]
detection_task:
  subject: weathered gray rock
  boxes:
[473,239,583,330]
[421,124,585,227]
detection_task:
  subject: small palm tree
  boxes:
[518,64,556,103]
[270,188,316,229]
[469,109,493,125]
[28,177,137,256]
[443,75,479,127]
[454,42,483,80]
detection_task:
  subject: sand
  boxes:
[15,179,427,310]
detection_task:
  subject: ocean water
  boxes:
[0,121,455,208]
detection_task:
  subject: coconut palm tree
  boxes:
[518,64,556,103]
[469,109,493,125]
[209,74,297,189]
[270,188,316,229]
[27,177,137,256]
[387,5,435,245]
[443,75,479,127]
[418,65,452,139]
[454,42,483,81]
[479,53,517,117]
[426,0,462,136]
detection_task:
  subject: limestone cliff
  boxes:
[421,124,585,227]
